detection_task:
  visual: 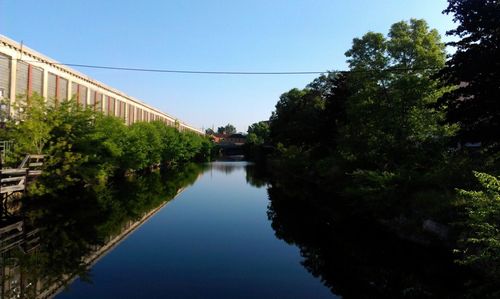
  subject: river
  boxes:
[1,161,467,298]
[57,161,334,299]
[0,162,337,299]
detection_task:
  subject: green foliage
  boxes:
[34,100,102,193]
[347,170,398,198]
[454,171,500,297]
[267,19,457,182]
[90,114,129,176]
[153,122,183,165]
[5,93,52,158]
[457,172,500,274]
[178,131,205,162]
[20,163,207,284]
[246,121,269,145]
[438,0,500,147]
[269,88,325,148]
[123,122,163,170]
[264,16,493,286]
[268,20,454,171]
[261,12,498,295]
[341,19,454,170]
[243,121,271,162]
[2,94,212,195]
[205,128,215,135]
[216,123,237,135]
[224,124,237,135]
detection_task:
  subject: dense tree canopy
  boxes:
[225,124,237,135]
[306,72,349,150]
[438,0,500,145]
[263,13,500,296]
[269,88,325,148]
[341,19,451,169]
[205,128,215,135]
[268,19,452,170]
[216,124,237,135]
[1,94,213,194]
[246,121,270,145]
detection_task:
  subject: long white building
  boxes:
[0,34,203,134]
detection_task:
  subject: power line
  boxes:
[0,56,325,75]
[61,63,440,75]
[0,56,441,75]
[59,63,326,75]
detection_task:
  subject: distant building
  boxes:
[210,133,246,145]
[224,133,246,145]
[211,133,225,143]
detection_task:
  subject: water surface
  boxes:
[55,162,335,298]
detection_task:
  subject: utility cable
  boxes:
[0,56,441,75]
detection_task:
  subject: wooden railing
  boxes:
[0,154,44,211]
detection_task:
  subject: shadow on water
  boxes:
[0,163,207,298]
[244,163,468,299]
[0,162,471,298]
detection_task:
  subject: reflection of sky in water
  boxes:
[56,162,336,299]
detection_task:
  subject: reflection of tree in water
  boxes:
[210,162,243,174]
[245,163,268,188]
[0,217,42,299]
[0,163,207,298]
[243,165,468,298]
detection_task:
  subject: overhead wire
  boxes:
[0,56,441,75]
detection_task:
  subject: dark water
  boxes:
[0,162,337,298]
[55,162,334,299]
[1,161,467,299]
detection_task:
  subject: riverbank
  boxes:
[54,162,335,299]
[252,156,495,298]
[42,186,189,299]
[0,164,207,298]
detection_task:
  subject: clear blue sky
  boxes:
[0,0,455,132]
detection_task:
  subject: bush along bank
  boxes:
[249,15,499,297]
[0,94,214,196]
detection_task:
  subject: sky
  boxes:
[0,0,456,132]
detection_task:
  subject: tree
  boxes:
[269,88,325,148]
[340,19,453,169]
[216,124,237,135]
[31,99,105,194]
[457,171,500,292]
[7,93,52,156]
[268,72,348,154]
[224,124,237,135]
[307,72,349,149]
[247,121,270,145]
[89,114,128,179]
[438,0,500,146]
[205,128,215,135]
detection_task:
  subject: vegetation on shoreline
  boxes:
[0,93,210,289]
[15,163,207,289]
[0,94,213,195]
[247,1,499,296]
